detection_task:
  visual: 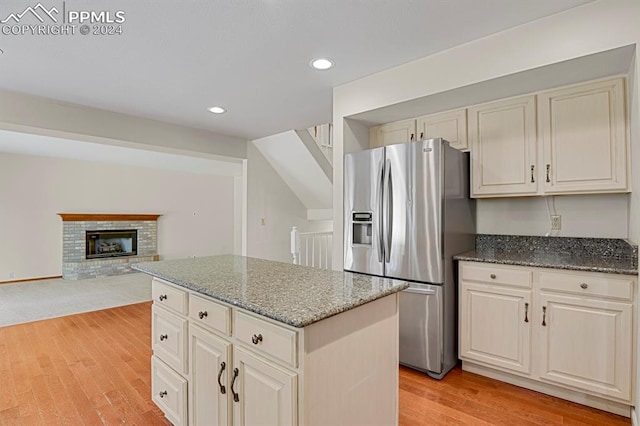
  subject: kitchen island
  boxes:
[133,255,408,426]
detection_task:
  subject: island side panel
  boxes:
[301,293,399,426]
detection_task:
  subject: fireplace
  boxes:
[86,230,138,259]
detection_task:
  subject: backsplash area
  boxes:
[476,194,629,239]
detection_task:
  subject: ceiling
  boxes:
[0,0,595,141]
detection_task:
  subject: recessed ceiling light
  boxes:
[208,106,226,114]
[310,58,334,70]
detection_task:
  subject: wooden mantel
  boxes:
[57,213,162,222]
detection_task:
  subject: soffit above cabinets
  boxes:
[350,45,635,126]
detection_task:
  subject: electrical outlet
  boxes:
[551,215,562,231]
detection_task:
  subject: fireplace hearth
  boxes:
[86,230,137,259]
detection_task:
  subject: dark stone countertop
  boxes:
[454,235,638,276]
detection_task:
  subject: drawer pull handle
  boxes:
[159,390,167,398]
[159,334,168,341]
[159,294,167,301]
[217,361,227,394]
[231,367,240,402]
[252,334,263,345]
[580,283,588,289]
[490,274,496,279]
[542,306,547,327]
[524,303,529,323]
[198,311,208,320]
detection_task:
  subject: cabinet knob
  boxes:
[159,334,168,341]
[580,283,588,289]
[252,334,263,345]
[490,274,496,279]
[198,311,208,320]
[159,390,167,398]
[159,294,167,301]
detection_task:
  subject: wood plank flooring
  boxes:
[0,302,632,425]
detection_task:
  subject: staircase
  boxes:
[252,125,333,220]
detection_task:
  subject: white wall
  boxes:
[477,194,629,238]
[0,152,235,282]
[246,142,311,263]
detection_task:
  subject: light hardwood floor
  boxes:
[0,302,631,425]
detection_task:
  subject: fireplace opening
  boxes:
[86,230,138,259]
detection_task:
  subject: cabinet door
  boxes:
[469,95,537,197]
[370,119,416,148]
[538,292,633,402]
[416,109,467,150]
[190,324,232,426]
[232,346,297,426]
[538,78,628,194]
[459,283,532,375]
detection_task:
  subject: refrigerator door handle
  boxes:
[377,160,384,263]
[384,159,393,263]
[403,286,437,295]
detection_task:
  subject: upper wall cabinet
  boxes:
[469,95,538,197]
[370,119,416,148]
[538,78,629,195]
[416,108,468,151]
[369,108,468,150]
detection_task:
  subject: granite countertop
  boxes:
[132,255,409,328]
[454,235,638,275]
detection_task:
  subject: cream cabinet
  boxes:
[369,119,416,148]
[150,277,400,426]
[468,95,538,197]
[538,78,629,194]
[416,108,468,151]
[459,263,532,375]
[459,262,636,416]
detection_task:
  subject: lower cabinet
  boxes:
[459,261,636,416]
[232,346,297,426]
[459,283,532,375]
[189,324,231,426]
[150,277,400,426]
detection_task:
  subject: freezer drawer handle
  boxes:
[524,303,529,323]
[403,287,436,295]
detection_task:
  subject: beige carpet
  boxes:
[0,273,152,327]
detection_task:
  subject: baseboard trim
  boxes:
[632,407,638,426]
[0,276,62,285]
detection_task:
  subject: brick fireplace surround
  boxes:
[58,213,160,280]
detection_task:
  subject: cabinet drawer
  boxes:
[153,279,188,315]
[152,355,187,426]
[461,263,532,288]
[539,271,634,301]
[235,311,298,368]
[189,294,231,336]
[152,305,188,375]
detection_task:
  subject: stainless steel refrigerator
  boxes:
[343,138,475,379]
